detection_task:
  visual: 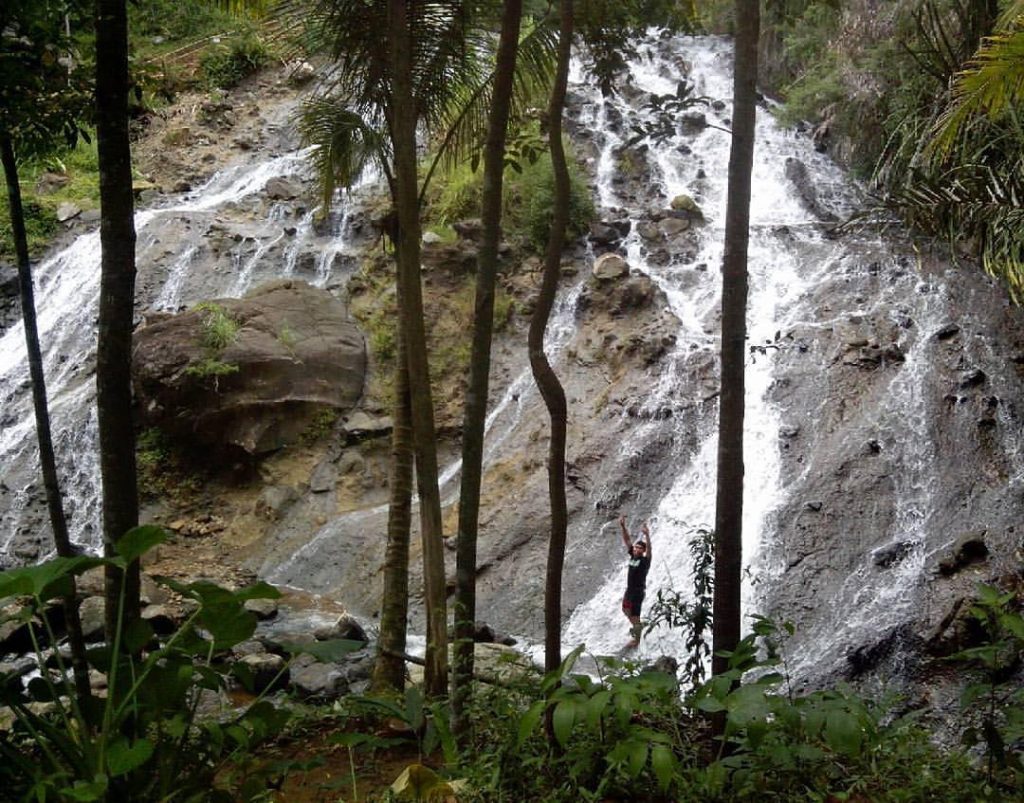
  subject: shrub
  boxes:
[0,528,362,801]
[200,34,269,90]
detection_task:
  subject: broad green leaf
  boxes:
[231,581,282,602]
[695,695,726,713]
[0,557,102,601]
[725,684,771,726]
[106,737,154,777]
[193,664,225,691]
[114,525,168,563]
[199,604,256,647]
[823,710,862,757]
[516,700,545,747]
[62,775,108,801]
[225,723,250,748]
[285,639,365,662]
[552,699,576,747]
[243,700,291,739]
[651,743,675,791]
[404,686,425,732]
[625,739,649,778]
[123,618,155,654]
[331,732,375,748]
[584,690,611,729]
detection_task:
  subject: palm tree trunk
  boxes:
[1,133,91,706]
[372,327,414,692]
[452,0,524,741]
[387,0,448,698]
[94,0,140,640]
[531,0,573,676]
[712,0,759,691]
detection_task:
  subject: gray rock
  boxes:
[35,172,70,195]
[286,60,316,86]
[658,217,690,237]
[243,598,279,621]
[589,222,622,245]
[0,265,17,300]
[669,194,703,219]
[313,614,368,643]
[132,280,367,456]
[592,253,629,281]
[141,604,177,636]
[264,176,302,201]
[290,661,348,700]
[344,411,392,438]
[937,534,989,577]
[56,202,81,223]
[232,639,268,657]
[783,157,837,223]
[237,653,288,693]
[78,596,106,642]
[636,221,662,242]
[309,459,337,493]
[422,231,444,245]
[872,541,914,569]
[255,486,298,520]
[452,218,484,241]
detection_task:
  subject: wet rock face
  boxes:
[132,279,366,456]
[0,264,18,335]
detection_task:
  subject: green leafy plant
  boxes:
[200,34,269,90]
[645,525,714,690]
[0,527,364,801]
[949,583,1024,794]
[186,302,241,382]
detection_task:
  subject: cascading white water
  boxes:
[563,35,865,660]
[0,148,353,557]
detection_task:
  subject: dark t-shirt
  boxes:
[625,549,651,596]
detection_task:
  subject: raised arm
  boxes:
[641,521,651,558]
[618,515,632,550]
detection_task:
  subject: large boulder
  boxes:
[133,280,366,455]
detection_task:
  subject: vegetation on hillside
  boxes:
[0,0,271,264]
[707,0,1024,300]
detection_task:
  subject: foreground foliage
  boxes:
[0,528,361,801]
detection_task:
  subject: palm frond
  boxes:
[929,29,1024,158]
[298,95,389,209]
[420,16,558,200]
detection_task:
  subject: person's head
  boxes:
[632,541,647,558]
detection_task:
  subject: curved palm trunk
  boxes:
[531,0,573,676]
[372,328,414,692]
[1,133,91,705]
[388,0,448,698]
[452,0,524,740]
[94,0,140,640]
[712,0,759,693]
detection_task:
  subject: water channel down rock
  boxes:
[132,279,366,456]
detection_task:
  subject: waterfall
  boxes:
[0,149,355,558]
[4,32,1018,691]
[561,35,858,659]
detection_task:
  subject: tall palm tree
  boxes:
[0,0,93,704]
[531,0,573,676]
[94,0,141,639]
[712,0,759,700]
[294,0,489,698]
[452,0,525,738]
[295,0,556,696]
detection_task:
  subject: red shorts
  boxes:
[622,594,644,617]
